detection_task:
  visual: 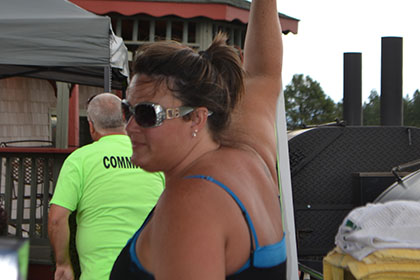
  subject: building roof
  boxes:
[70,0,299,34]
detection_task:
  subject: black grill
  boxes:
[288,126,420,268]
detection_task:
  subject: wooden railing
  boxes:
[0,147,75,264]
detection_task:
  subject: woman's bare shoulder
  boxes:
[147,180,227,278]
[157,174,233,221]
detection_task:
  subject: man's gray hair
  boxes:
[87,93,124,133]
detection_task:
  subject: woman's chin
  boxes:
[131,155,156,172]
[130,154,144,167]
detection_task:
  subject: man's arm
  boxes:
[48,204,74,280]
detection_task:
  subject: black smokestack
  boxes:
[380,37,403,126]
[343,52,362,126]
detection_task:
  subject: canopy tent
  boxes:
[0,0,129,90]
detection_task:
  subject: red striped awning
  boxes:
[69,0,299,34]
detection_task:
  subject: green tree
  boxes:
[404,90,420,127]
[362,90,380,125]
[284,74,339,130]
[363,89,420,127]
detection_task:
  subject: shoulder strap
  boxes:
[185,175,260,250]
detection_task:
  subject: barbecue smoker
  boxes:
[289,125,420,272]
[288,37,420,274]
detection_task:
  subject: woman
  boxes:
[111,0,285,279]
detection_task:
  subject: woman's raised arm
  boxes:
[244,0,283,84]
[232,0,283,175]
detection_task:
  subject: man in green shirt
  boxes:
[48,93,164,280]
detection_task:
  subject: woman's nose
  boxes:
[125,115,137,132]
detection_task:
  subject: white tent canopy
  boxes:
[0,0,129,89]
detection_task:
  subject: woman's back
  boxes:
[134,146,284,277]
[191,146,283,248]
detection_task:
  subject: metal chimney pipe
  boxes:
[343,52,362,125]
[381,37,403,126]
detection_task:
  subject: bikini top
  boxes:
[110,175,287,280]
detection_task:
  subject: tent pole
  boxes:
[104,65,111,92]
[276,91,299,280]
[56,82,69,149]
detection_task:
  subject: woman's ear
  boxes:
[190,107,210,132]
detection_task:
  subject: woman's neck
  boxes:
[164,136,220,181]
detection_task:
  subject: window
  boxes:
[138,20,150,41]
[188,22,196,43]
[121,19,134,41]
[155,20,167,40]
[79,116,93,147]
[171,21,183,41]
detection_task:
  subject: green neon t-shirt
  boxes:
[50,134,164,280]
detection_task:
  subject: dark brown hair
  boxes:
[132,32,244,142]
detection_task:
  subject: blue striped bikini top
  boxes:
[110,175,287,280]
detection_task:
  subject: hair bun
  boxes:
[198,50,210,60]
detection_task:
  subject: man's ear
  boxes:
[88,121,95,138]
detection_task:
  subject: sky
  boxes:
[277,0,420,103]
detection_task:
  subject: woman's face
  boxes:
[125,74,193,173]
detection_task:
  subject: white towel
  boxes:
[335,200,420,260]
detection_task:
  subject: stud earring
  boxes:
[192,129,198,137]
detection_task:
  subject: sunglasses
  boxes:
[121,99,195,128]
